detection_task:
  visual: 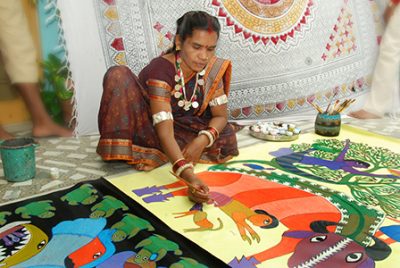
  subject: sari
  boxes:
[97,55,239,170]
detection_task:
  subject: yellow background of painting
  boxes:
[108,125,400,267]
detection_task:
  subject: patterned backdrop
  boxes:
[93,0,382,120]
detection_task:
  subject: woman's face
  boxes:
[178,29,218,73]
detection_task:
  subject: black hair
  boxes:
[166,11,221,54]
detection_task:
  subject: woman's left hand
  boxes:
[182,135,209,163]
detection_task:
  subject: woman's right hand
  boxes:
[181,168,210,203]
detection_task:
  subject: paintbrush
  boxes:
[325,92,338,114]
[310,102,324,113]
[169,171,207,194]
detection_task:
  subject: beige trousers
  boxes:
[363,5,400,117]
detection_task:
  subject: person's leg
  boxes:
[350,6,400,119]
[16,83,72,137]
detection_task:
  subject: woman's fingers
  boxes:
[188,186,209,203]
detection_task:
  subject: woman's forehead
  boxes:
[185,29,218,45]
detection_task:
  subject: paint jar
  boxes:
[314,112,341,137]
[0,138,38,182]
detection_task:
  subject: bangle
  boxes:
[175,163,194,177]
[207,126,219,140]
[172,158,186,174]
[152,111,173,126]
[198,130,214,148]
[209,94,228,106]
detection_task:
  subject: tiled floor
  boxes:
[0,117,399,203]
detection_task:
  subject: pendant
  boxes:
[184,101,191,111]
[178,100,185,107]
[192,101,199,108]
[175,75,180,82]
[197,79,204,86]
[175,84,181,91]
[199,69,206,76]
[174,91,182,98]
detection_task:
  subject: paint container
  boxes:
[0,138,38,182]
[314,112,341,137]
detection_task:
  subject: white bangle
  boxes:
[152,111,173,126]
[176,163,194,177]
[209,94,228,107]
[198,130,214,148]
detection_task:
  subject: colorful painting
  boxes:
[109,125,400,267]
[0,179,228,268]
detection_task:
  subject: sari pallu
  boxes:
[97,56,239,170]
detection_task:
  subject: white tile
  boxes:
[82,162,104,168]
[85,148,97,153]
[67,153,88,159]
[11,180,32,187]
[70,173,87,181]
[55,145,80,150]
[76,168,106,176]
[40,180,63,191]
[36,165,68,173]
[3,190,21,200]
[48,139,62,144]
[66,139,81,144]
[90,141,98,147]
[43,151,64,157]
[44,160,77,167]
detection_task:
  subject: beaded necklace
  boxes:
[174,53,205,111]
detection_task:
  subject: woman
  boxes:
[97,11,239,203]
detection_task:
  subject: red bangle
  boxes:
[207,127,219,140]
[172,159,187,174]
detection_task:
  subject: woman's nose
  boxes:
[199,50,208,60]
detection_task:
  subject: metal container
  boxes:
[0,138,38,182]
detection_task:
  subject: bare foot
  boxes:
[0,126,14,140]
[32,122,73,138]
[348,110,382,119]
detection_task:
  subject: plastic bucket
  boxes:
[0,138,37,182]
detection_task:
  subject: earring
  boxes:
[176,44,181,51]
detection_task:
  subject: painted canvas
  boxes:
[109,125,400,267]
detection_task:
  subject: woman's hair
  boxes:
[166,11,221,53]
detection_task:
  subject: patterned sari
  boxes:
[97,56,239,170]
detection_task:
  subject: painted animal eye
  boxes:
[346,252,363,263]
[310,235,327,243]
[142,256,148,261]
[263,219,271,224]
[93,252,102,259]
[37,240,47,249]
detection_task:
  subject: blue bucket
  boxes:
[0,138,38,182]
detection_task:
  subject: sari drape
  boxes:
[97,56,238,170]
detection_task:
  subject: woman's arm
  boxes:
[150,99,210,203]
[182,100,228,163]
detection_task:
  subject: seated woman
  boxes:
[97,11,239,203]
